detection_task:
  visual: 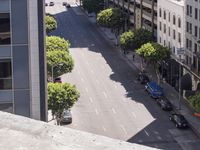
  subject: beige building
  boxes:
[109,0,157,38]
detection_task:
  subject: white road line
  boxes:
[95,109,99,115]
[89,97,93,103]
[81,78,84,82]
[85,87,89,93]
[103,92,108,98]
[90,70,94,74]
[112,108,116,114]
[102,126,106,131]
[144,130,150,136]
[131,112,136,118]
[120,125,128,135]
[96,79,100,84]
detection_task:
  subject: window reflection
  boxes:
[0,13,10,45]
[0,60,12,89]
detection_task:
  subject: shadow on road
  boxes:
[47,6,184,150]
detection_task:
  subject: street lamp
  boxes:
[51,63,63,82]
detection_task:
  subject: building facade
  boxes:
[157,0,185,60]
[0,0,47,121]
[184,0,200,90]
[109,0,157,39]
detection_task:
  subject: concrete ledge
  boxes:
[0,112,159,150]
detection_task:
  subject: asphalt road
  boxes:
[46,1,200,149]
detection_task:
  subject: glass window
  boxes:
[0,13,10,45]
[173,15,176,25]
[0,59,12,90]
[178,18,181,28]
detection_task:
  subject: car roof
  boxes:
[147,82,162,91]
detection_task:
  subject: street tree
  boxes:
[189,92,200,113]
[119,30,134,53]
[133,28,152,49]
[82,0,104,14]
[46,36,70,53]
[47,50,74,78]
[136,42,170,83]
[48,82,80,124]
[45,15,57,33]
[97,8,125,33]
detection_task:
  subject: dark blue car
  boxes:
[145,82,164,98]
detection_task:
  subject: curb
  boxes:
[82,7,200,138]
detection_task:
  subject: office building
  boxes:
[0,0,47,121]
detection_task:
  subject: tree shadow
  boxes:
[47,5,183,150]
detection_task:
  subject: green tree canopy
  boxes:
[136,42,170,82]
[82,0,104,14]
[189,92,200,113]
[119,28,152,52]
[97,8,125,30]
[47,50,74,78]
[46,36,70,53]
[133,28,152,49]
[48,82,80,118]
[119,30,134,51]
[45,15,57,33]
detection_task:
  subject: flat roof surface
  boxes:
[0,111,160,150]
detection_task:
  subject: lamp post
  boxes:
[178,55,182,110]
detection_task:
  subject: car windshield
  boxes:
[63,110,70,116]
[176,115,186,122]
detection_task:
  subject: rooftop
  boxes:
[0,111,159,150]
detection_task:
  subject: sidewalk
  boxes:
[86,14,200,138]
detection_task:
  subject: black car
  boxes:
[169,113,189,128]
[45,3,48,6]
[54,77,62,83]
[157,98,173,111]
[137,73,150,84]
[49,2,54,6]
[60,109,72,124]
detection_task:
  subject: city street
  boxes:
[46,1,200,149]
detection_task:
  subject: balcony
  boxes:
[142,10,152,22]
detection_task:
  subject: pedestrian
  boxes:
[132,53,135,61]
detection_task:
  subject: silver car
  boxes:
[60,109,72,124]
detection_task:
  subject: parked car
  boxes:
[49,2,54,6]
[137,73,150,84]
[169,113,189,128]
[60,109,72,124]
[54,77,62,83]
[45,3,48,6]
[145,81,164,99]
[156,98,173,111]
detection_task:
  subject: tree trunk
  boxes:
[154,63,160,84]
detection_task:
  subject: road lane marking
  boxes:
[103,92,108,99]
[90,70,94,74]
[85,87,89,93]
[89,97,93,103]
[120,125,128,135]
[131,112,136,118]
[95,109,99,115]
[112,108,116,114]
[102,126,106,131]
[81,78,84,82]
[144,130,150,136]
[96,79,100,84]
